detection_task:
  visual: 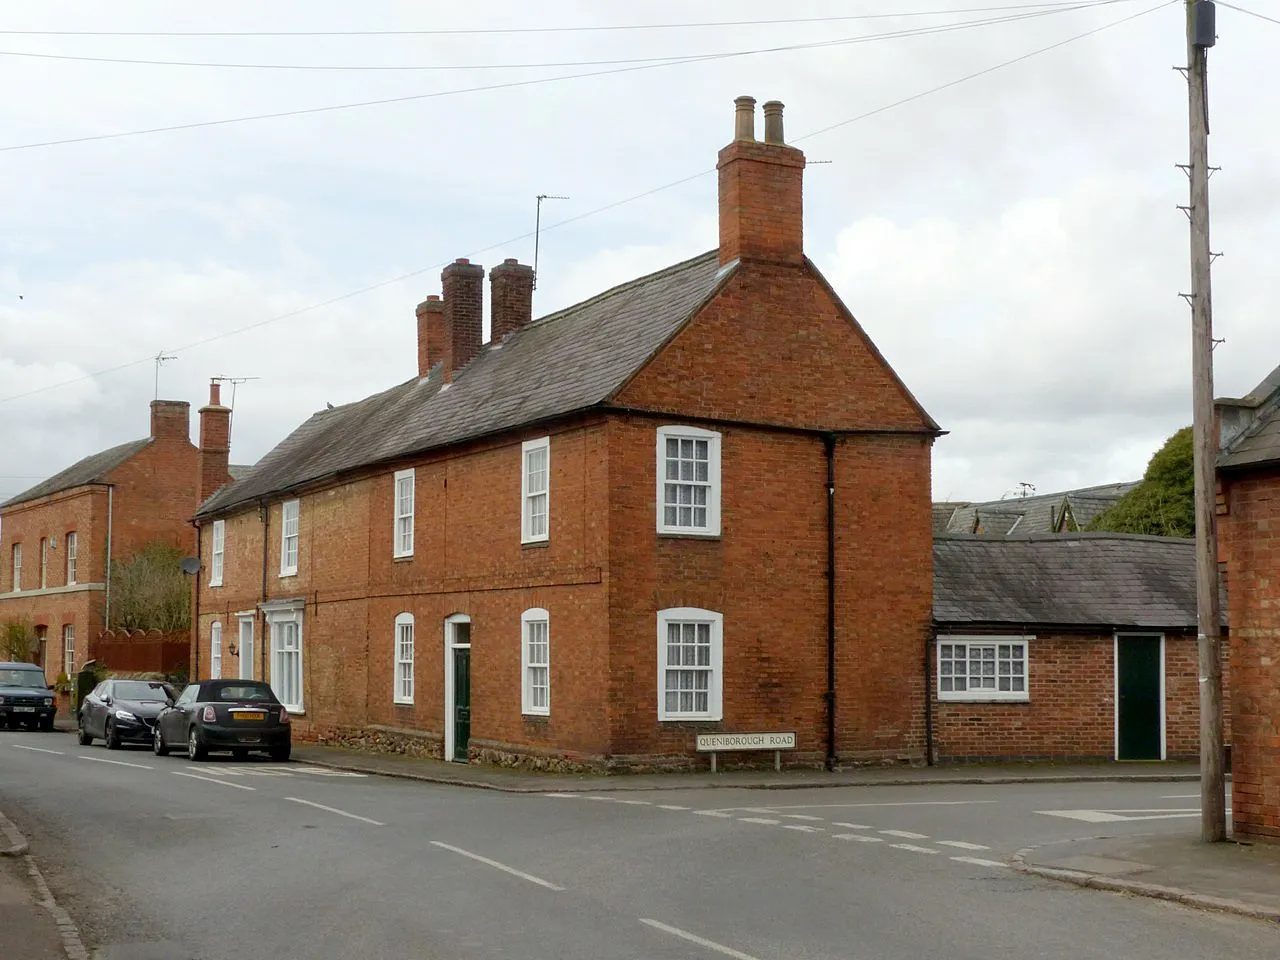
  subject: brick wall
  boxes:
[1219,467,1280,841]
[102,438,199,563]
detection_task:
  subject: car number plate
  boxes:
[14,706,35,713]
[234,712,265,721]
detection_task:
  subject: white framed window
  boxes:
[394,612,415,704]
[937,636,1031,702]
[521,607,550,715]
[11,543,21,592]
[279,499,300,577]
[209,520,225,586]
[39,537,47,589]
[521,437,550,544]
[266,606,304,712]
[238,615,255,681]
[656,607,724,721]
[210,621,223,680]
[393,470,415,559]
[65,532,77,585]
[63,624,75,675]
[656,426,722,536]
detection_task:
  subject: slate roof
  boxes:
[940,481,1138,536]
[1218,362,1280,472]
[198,251,736,518]
[1,438,151,510]
[228,464,253,481]
[933,533,1209,629]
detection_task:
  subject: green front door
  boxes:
[1117,635,1162,760]
[453,640,471,762]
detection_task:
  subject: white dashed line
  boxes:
[937,840,990,851]
[694,810,734,818]
[543,792,581,798]
[889,843,939,855]
[78,755,153,770]
[172,771,255,791]
[834,833,884,842]
[615,799,652,805]
[880,829,929,840]
[431,841,564,891]
[782,824,824,833]
[10,744,63,755]
[586,795,616,801]
[657,804,690,811]
[738,817,781,825]
[285,797,385,826]
[780,814,824,821]
[832,822,873,830]
[640,919,763,960]
[951,856,1008,869]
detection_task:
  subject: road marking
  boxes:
[694,810,734,818]
[586,795,617,801]
[880,829,929,839]
[890,843,939,855]
[780,814,823,821]
[781,824,824,833]
[951,856,1008,869]
[832,822,873,830]
[614,799,652,805]
[640,918,763,960]
[937,840,990,851]
[763,800,997,810]
[1162,793,1226,799]
[1037,808,1199,823]
[657,804,690,811]
[172,771,255,791]
[78,756,153,770]
[738,817,781,825]
[430,841,564,891]
[544,792,581,798]
[285,797,385,826]
[10,744,64,755]
[834,833,883,843]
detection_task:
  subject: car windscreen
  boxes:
[210,684,277,703]
[0,669,45,687]
[113,681,172,702]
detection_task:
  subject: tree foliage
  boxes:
[1087,426,1195,537]
[1,617,39,662]
[110,541,191,632]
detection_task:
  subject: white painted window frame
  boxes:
[656,607,724,721]
[521,607,550,716]
[237,614,255,681]
[11,543,20,592]
[936,635,1031,703]
[63,623,75,675]
[521,437,550,544]
[279,499,300,577]
[39,537,47,589]
[65,532,77,585]
[393,470,415,559]
[210,621,223,680]
[655,426,722,537]
[209,520,225,586]
[265,604,304,713]
[443,613,471,763]
[394,612,415,705]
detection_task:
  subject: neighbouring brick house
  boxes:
[931,533,1225,762]
[1217,362,1280,841]
[0,390,235,683]
[934,481,1138,537]
[192,96,941,770]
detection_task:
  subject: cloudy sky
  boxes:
[2,0,1277,505]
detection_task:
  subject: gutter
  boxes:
[823,434,837,772]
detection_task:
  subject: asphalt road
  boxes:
[1,727,1274,960]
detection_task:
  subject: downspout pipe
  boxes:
[924,624,935,766]
[104,485,114,631]
[260,501,269,680]
[824,434,837,772]
[192,523,201,680]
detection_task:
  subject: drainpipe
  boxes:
[104,485,114,631]
[192,523,201,680]
[260,501,269,679]
[924,626,935,766]
[824,434,837,772]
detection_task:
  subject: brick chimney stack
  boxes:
[150,399,191,442]
[416,294,444,378]
[717,96,806,266]
[198,381,232,501]
[441,258,485,383]
[489,258,535,342]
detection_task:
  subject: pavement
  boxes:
[0,807,88,960]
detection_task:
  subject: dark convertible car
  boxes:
[154,680,291,761]
[78,679,175,748]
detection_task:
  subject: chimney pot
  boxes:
[208,381,221,406]
[733,95,757,141]
[762,100,785,144]
[198,381,232,501]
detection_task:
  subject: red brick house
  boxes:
[932,533,1223,762]
[0,392,234,683]
[191,96,941,770]
[1217,363,1280,841]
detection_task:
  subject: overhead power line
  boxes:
[1218,2,1280,27]
[0,1,1139,37]
[0,4,1137,154]
[0,1,1169,406]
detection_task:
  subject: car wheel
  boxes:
[77,721,92,746]
[39,716,54,732]
[187,726,207,762]
[105,719,120,750]
[152,725,168,757]
[269,744,291,762]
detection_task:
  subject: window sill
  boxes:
[521,710,550,720]
[658,716,724,724]
[278,571,298,580]
[520,540,550,550]
[657,530,722,541]
[937,697,1030,705]
[393,699,414,707]
[208,582,223,589]
[392,555,414,563]
[284,708,305,716]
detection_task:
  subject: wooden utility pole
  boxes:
[1183,0,1226,843]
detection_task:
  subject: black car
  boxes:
[154,680,291,761]
[78,679,175,749]
[0,662,56,730]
